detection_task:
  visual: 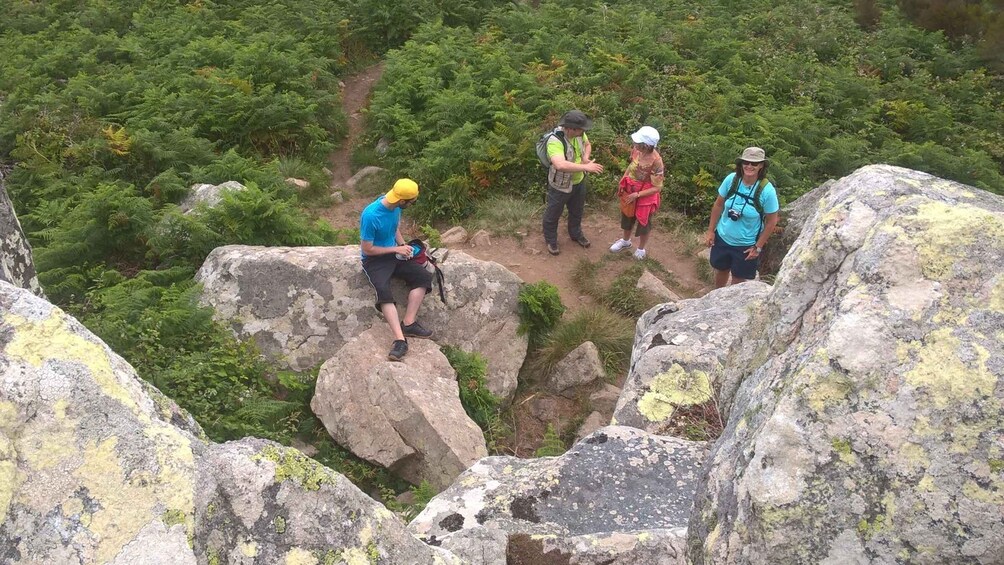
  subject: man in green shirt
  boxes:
[543,110,604,255]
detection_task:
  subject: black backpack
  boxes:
[535,128,567,168]
[725,175,768,235]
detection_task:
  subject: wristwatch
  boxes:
[754,246,762,254]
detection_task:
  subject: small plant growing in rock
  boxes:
[517,281,565,349]
[534,424,566,457]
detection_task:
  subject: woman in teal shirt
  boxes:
[704,147,780,288]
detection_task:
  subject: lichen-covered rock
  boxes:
[194,438,461,565]
[411,426,707,549]
[178,180,246,213]
[689,165,1004,564]
[0,280,464,564]
[196,246,527,401]
[0,177,44,298]
[310,326,487,490]
[0,280,203,564]
[614,283,769,434]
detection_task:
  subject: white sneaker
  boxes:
[609,239,632,252]
[634,248,647,260]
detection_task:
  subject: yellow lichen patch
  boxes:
[238,540,258,558]
[897,442,929,473]
[903,329,996,409]
[990,278,1004,313]
[806,372,853,414]
[4,312,144,419]
[903,201,1004,281]
[254,446,332,491]
[283,547,319,565]
[358,523,373,546]
[637,532,651,542]
[61,496,85,517]
[917,475,936,492]
[18,414,78,471]
[947,422,987,455]
[637,364,712,423]
[338,547,371,565]
[143,424,195,516]
[962,480,1004,505]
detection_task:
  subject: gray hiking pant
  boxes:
[542,181,587,246]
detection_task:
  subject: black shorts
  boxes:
[361,254,433,309]
[709,232,758,280]
[620,213,652,236]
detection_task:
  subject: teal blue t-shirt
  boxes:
[715,172,779,246]
[359,197,401,258]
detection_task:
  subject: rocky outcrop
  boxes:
[545,340,606,397]
[195,439,460,565]
[411,426,707,563]
[689,165,1004,564]
[0,176,44,297]
[0,281,460,564]
[196,246,527,401]
[614,283,769,434]
[178,180,246,213]
[310,326,487,490]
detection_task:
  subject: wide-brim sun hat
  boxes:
[630,126,660,147]
[385,178,419,203]
[559,109,593,130]
[739,147,767,163]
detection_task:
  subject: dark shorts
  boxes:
[620,213,652,236]
[361,254,433,309]
[709,232,758,280]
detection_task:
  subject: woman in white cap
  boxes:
[609,125,664,260]
[703,147,780,288]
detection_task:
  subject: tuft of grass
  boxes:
[531,306,635,381]
[469,195,542,240]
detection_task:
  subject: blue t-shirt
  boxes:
[715,172,779,246]
[359,197,401,258]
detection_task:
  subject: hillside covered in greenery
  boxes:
[1,0,1002,492]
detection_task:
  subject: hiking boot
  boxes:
[609,238,632,252]
[634,248,647,260]
[402,320,434,339]
[388,339,408,361]
[573,236,591,248]
[547,242,560,255]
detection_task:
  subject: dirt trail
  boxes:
[328,63,383,187]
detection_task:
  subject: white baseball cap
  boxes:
[630,126,660,147]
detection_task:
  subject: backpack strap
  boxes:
[725,175,767,236]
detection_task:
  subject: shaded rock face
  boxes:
[196,246,527,401]
[0,281,461,564]
[507,530,688,565]
[0,178,44,297]
[310,326,487,490]
[757,179,835,278]
[689,165,1004,564]
[411,426,707,561]
[614,283,770,434]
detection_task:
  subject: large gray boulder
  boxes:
[0,175,44,297]
[310,326,487,490]
[757,178,836,277]
[411,426,707,563]
[0,281,461,564]
[196,246,527,401]
[614,283,770,434]
[178,180,246,213]
[689,165,1004,564]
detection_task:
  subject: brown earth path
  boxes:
[318,64,712,456]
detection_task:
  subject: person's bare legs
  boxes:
[622,228,632,242]
[381,303,406,340]
[401,287,427,326]
[729,277,750,286]
[713,268,731,289]
[637,232,650,251]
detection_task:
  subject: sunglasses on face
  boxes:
[741,161,763,167]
